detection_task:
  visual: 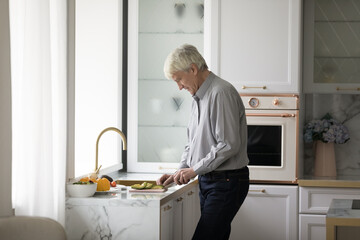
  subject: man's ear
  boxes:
[190,63,198,75]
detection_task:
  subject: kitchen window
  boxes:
[68,0,124,178]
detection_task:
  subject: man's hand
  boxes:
[173,168,197,185]
[156,174,174,186]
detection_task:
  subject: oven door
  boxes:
[246,109,298,183]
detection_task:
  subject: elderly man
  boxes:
[157,44,249,240]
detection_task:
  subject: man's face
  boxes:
[171,66,198,95]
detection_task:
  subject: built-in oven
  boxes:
[240,94,299,183]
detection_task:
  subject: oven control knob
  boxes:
[273,98,279,106]
[248,97,259,108]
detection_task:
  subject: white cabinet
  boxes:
[128,0,204,172]
[230,184,298,240]
[299,214,326,240]
[161,201,174,240]
[303,0,360,94]
[299,187,360,240]
[173,194,184,240]
[183,187,200,240]
[172,185,201,240]
[205,0,302,93]
[299,187,360,214]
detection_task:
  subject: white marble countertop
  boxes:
[327,199,360,219]
[67,172,198,206]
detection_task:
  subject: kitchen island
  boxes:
[65,173,199,240]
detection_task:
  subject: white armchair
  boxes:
[0,216,67,240]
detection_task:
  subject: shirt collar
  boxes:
[193,72,214,101]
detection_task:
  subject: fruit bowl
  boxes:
[67,182,97,198]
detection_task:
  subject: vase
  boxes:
[313,141,337,177]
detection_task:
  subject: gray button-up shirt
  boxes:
[179,72,249,175]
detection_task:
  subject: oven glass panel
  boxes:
[247,125,282,166]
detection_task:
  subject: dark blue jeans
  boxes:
[192,167,249,240]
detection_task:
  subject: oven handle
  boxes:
[246,113,296,118]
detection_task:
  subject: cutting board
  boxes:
[129,188,167,193]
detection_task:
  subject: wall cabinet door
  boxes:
[128,0,204,173]
[205,0,302,93]
[303,0,360,94]
[229,185,298,240]
[161,201,174,240]
[299,214,325,240]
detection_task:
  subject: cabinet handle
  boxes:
[246,113,296,118]
[242,85,267,90]
[176,197,183,202]
[187,191,194,196]
[249,189,266,193]
[163,205,172,211]
[336,87,360,91]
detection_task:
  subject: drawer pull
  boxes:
[246,113,296,118]
[187,191,194,196]
[176,197,183,202]
[249,189,266,193]
[242,85,267,90]
[336,87,360,91]
[163,205,172,211]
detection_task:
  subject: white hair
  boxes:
[163,44,208,79]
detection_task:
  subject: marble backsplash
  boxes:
[303,94,360,176]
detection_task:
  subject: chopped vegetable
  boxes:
[151,185,164,189]
[130,182,164,190]
[73,180,94,185]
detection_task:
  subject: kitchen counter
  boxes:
[298,176,360,188]
[65,172,198,240]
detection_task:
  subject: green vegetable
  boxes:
[151,185,164,189]
[73,181,94,185]
[131,182,147,189]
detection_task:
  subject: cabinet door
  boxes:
[127,0,205,173]
[183,186,201,240]
[303,0,360,93]
[229,185,298,240]
[205,0,301,93]
[299,214,325,240]
[161,202,174,240]
[173,194,184,240]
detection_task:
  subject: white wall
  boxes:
[0,0,13,217]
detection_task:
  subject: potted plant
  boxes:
[304,113,350,177]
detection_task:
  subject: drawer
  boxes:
[299,187,360,214]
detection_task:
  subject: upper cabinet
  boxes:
[303,0,360,93]
[204,0,302,93]
[128,0,204,172]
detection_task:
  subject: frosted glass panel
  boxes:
[138,0,204,163]
[313,0,360,84]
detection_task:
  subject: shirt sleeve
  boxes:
[178,128,190,169]
[192,89,244,175]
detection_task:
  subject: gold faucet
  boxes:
[95,127,127,172]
